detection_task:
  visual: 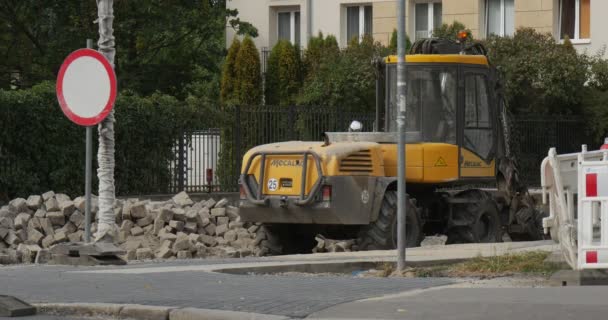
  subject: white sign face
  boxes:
[267,178,278,192]
[61,56,111,118]
[56,49,117,126]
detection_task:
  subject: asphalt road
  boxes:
[0,258,451,318]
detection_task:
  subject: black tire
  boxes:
[254,224,317,255]
[447,190,502,244]
[358,191,423,250]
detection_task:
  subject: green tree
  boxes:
[221,37,241,105]
[303,32,340,79]
[389,29,412,54]
[432,21,473,40]
[235,36,262,105]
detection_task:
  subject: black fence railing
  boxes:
[172,107,591,193]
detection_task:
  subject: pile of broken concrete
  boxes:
[0,191,264,265]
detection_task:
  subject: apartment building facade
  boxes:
[226,0,606,56]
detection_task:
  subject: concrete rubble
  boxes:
[0,191,264,265]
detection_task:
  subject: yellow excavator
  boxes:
[238,38,544,254]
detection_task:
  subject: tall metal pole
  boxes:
[84,39,94,243]
[396,0,407,271]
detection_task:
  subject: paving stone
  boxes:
[67,231,83,243]
[130,226,144,236]
[188,233,201,244]
[172,191,194,207]
[143,224,154,234]
[13,212,31,230]
[169,220,184,232]
[210,208,226,217]
[122,202,133,220]
[137,216,153,227]
[5,230,22,246]
[40,218,54,236]
[69,211,85,227]
[153,217,165,235]
[155,241,173,259]
[0,216,13,229]
[60,222,77,235]
[228,221,244,230]
[73,197,86,212]
[0,226,8,240]
[172,208,186,221]
[176,250,192,259]
[26,195,43,210]
[44,197,60,212]
[120,220,134,232]
[159,232,177,243]
[46,212,65,226]
[125,249,137,261]
[55,193,70,203]
[130,201,148,219]
[216,238,229,246]
[155,208,173,223]
[214,198,229,208]
[33,209,46,218]
[136,248,153,260]
[172,237,191,252]
[185,209,198,221]
[35,248,51,264]
[226,206,239,220]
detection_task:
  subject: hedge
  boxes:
[0,82,216,201]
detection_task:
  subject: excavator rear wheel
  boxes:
[447,190,502,244]
[357,190,423,250]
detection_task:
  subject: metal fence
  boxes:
[171,107,591,193]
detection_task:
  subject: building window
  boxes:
[486,0,514,37]
[346,5,373,43]
[278,11,301,46]
[414,2,442,40]
[560,0,590,40]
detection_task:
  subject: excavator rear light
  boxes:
[322,185,332,202]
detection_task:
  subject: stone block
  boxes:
[46,212,65,226]
[73,197,86,212]
[125,250,137,261]
[136,216,153,227]
[172,208,186,221]
[55,193,70,203]
[156,241,173,259]
[44,197,60,212]
[5,230,22,246]
[41,235,55,248]
[216,238,228,246]
[184,222,198,233]
[130,201,148,219]
[216,216,229,227]
[122,202,132,221]
[172,237,191,252]
[228,221,244,230]
[42,191,55,201]
[130,226,144,236]
[120,220,134,232]
[60,222,77,235]
[214,198,229,208]
[26,195,43,210]
[0,226,8,240]
[9,198,27,213]
[14,212,31,230]
[204,223,216,236]
[60,200,76,216]
[176,250,192,259]
[40,218,54,236]
[0,216,13,229]
[34,209,46,218]
[185,209,198,221]
[143,225,153,234]
[224,230,237,242]
[172,191,194,207]
[226,206,239,221]
[53,231,68,244]
[200,234,217,247]
[69,211,85,227]
[210,207,226,217]
[159,232,177,243]
[67,231,83,243]
[169,220,184,232]
[35,249,51,264]
[17,243,41,263]
[188,233,201,244]
[157,208,174,222]
[136,248,153,260]
[203,198,216,209]
[153,217,165,235]
[27,228,44,244]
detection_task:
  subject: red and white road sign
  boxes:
[585,170,608,197]
[56,48,117,126]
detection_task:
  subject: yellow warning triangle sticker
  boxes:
[434,157,447,167]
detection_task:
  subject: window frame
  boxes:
[346,4,373,43]
[559,0,591,42]
[277,9,301,46]
[414,1,443,40]
[461,70,495,162]
[485,0,514,37]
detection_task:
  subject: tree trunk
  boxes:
[95,0,117,242]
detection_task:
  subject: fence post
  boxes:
[234,106,242,191]
[288,105,296,140]
[177,131,186,192]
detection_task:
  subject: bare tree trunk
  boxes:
[95,0,117,242]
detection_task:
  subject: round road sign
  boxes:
[56,48,117,126]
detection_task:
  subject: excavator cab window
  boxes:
[385,64,457,144]
[464,72,494,160]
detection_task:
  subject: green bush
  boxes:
[0,82,216,199]
[484,28,589,115]
[388,29,412,54]
[432,21,473,40]
[303,33,340,79]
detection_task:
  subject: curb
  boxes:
[35,303,290,320]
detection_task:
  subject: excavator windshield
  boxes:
[385,64,457,144]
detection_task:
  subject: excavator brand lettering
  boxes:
[270,159,302,167]
[464,161,482,167]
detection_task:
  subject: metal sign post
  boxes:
[84,39,93,242]
[56,44,117,243]
[396,0,407,271]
